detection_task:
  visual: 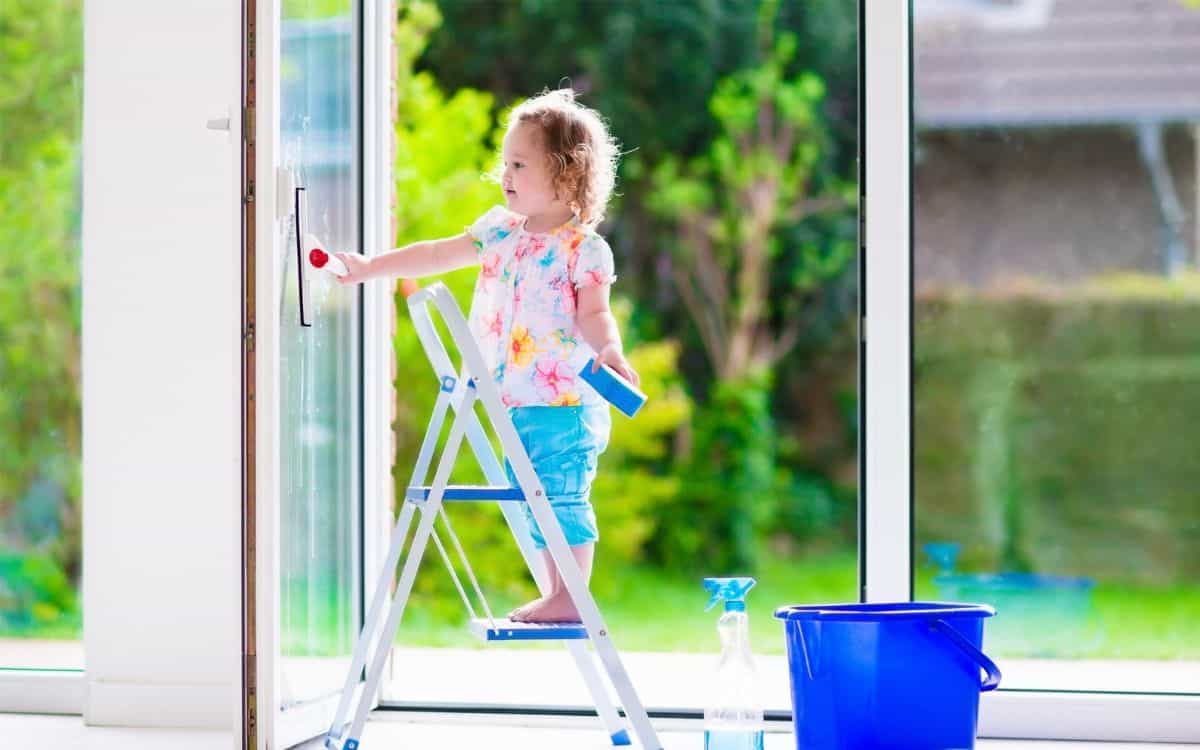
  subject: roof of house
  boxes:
[914,0,1200,128]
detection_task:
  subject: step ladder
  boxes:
[323,282,663,750]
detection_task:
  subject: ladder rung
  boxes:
[469,617,589,641]
[405,484,526,503]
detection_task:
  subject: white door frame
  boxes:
[251,0,283,744]
[861,0,912,606]
[359,0,398,724]
[862,0,1200,742]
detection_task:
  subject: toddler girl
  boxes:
[335,88,638,623]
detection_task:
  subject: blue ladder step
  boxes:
[405,485,526,503]
[468,618,589,641]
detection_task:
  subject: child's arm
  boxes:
[334,232,479,285]
[576,284,640,387]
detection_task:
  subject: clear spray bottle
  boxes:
[702,577,764,750]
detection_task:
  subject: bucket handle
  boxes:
[931,619,1002,692]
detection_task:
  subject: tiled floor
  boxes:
[2,713,1192,750]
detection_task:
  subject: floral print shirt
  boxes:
[465,205,617,408]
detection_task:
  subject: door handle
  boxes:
[294,186,312,328]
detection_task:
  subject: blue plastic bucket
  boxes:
[773,602,1001,750]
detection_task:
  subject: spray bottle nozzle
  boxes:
[703,577,757,612]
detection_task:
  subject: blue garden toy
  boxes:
[580,358,647,417]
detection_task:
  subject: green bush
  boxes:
[390,2,509,618]
[0,551,79,634]
[0,0,84,634]
[916,278,1200,585]
[646,371,776,573]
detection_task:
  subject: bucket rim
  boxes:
[773,600,996,621]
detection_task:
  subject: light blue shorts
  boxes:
[503,403,611,549]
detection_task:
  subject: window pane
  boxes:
[379,0,859,714]
[0,0,84,672]
[913,0,1200,693]
[278,0,362,707]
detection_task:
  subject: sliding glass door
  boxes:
[911,0,1199,695]
[273,0,363,743]
[255,0,402,745]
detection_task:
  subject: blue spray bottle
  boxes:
[702,577,764,750]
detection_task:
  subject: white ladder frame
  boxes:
[324,282,662,750]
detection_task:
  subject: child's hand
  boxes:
[333,252,371,285]
[593,343,640,387]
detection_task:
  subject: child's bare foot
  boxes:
[509,591,581,623]
[507,597,545,622]
[509,544,594,623]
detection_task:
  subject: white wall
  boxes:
[82,0,241,730]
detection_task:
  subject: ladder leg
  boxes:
[326,500,417,743]
[329,388,455,745]
[589,626,660,749]
[490,489,630,744]
[341,405,471,749]
[565,640,632,746]
[521,493,662,749]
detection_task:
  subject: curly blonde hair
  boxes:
[493,88,620,228]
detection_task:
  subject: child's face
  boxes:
[500,122,565,218]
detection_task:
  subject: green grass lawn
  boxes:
[6,550,1197,662]
[394,550,859,654]
[378,551,1200,659]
